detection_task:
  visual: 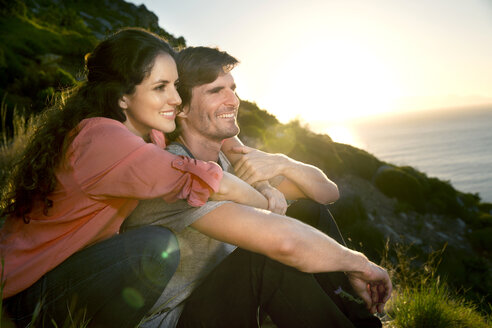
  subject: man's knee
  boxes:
[286,199,325,227]
[286,199,345,245]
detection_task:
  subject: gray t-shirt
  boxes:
[122,143,236,328]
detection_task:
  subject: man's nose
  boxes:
[225,89,239,108]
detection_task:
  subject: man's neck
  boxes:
[177,130,222,162]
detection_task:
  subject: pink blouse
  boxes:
[0,117,222,298]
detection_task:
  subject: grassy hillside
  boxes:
[0,0,185,130]
[0,0,491,326]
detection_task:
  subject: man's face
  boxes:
[182,72,240,141]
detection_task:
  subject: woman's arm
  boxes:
[211,171,268,210]
[72,118,223,207]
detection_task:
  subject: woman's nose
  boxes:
[169,87,182,106]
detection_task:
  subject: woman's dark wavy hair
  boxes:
[1,27,176,222]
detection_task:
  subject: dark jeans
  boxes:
[177,200,381,328]
[4,226,180,328]
[289,200,381,327]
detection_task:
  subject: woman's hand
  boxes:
[253,181,288,215]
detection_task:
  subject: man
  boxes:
[123,47,391,328]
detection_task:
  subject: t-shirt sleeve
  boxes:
[69,118,222,207]
[123,199,232,233]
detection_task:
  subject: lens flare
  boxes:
[122,287,145,309]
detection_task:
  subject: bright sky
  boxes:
[127,0,492,136]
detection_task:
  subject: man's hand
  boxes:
[230,143,339,205]
[253,181,288,215]
[231,146,287,185]
[346,262,392,314]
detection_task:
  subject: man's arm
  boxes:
[222,137,339,204]
[191,202,392,313]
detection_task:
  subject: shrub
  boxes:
[333,143,381,180]
[478,202,492,214]
[426,178,462,216]
[290,128,342,175]
[373,165,425,211]
[55,67,77,87]
[0,0,27,16]
[468,226,492,250]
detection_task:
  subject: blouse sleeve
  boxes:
[69,118,222,207]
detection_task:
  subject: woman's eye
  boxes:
[155,84,166,91]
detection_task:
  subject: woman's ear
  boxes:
[118,96,129,110]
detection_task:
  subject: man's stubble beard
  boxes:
[198,114,240,142]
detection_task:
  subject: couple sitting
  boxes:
[1,28,391,328]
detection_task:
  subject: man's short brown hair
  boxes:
[176,47,239,108]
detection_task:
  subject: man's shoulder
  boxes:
[166,142,192,157]
[166,142,233,172]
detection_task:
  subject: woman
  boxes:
[0,28,228,327]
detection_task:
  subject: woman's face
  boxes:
[120,53,181,139]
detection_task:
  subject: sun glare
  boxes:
[255,35,404,125]
[319,124,362,148]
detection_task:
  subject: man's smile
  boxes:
[217,113,235,119]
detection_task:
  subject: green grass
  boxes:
[387,281,491,328]
[0,96,34,191]
[381,242,492,328]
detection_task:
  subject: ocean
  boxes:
[344,106,492,203]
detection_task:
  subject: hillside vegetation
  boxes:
[0,0,491,326]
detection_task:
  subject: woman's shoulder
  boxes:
[77,118,166,148]
[74,117,133,141]
[78,117,125,131]
[70,117,142,156]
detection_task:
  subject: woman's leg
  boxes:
[177,248,355,328]
[4,226,179,328]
